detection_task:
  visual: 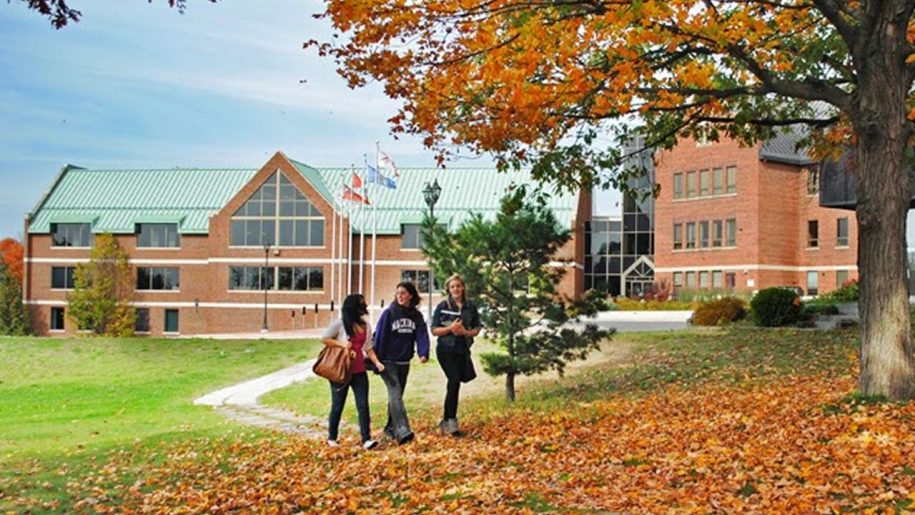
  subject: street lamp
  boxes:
[422,179,442,321]
[262,239,271,332]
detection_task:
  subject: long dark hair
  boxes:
[396,281,421,309]
[341,294,368,337]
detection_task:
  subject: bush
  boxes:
[750,287,803,327]
[612,297,696,311]
[803,300,840,316]
[691,297,748,326]
[822,279,859,302]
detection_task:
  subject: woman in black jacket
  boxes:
[430,274,481,436]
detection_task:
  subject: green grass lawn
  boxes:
[0,336,320,510]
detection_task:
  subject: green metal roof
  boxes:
[29,160,579,236]
[29,167,257,234]
[315,167,578,234]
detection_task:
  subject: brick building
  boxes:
[652,135,858,296]
[24,152,589,336]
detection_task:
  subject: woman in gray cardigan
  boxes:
[321,293,385,449]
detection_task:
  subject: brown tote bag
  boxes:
[313,345,354,384]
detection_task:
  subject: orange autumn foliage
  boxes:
[0,238,24,283]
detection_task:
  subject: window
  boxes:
[673,272,683,288]
[50,307,65,331]
[686,222,696,249]
[726,218,737,246]
[276,266,324,291]
[401,270,440,294]
[51,266,76,289]
[712,220,723,247]
[673,224,683,250]
[230,172,324,247]
[712,168,723,195]
[836,270,849,289]
[699,221,709,248]
[726,166,737,194]
[164,309,179,333]
[686,172,697,199]
[699,271,710,288]
[807,220,819,248]
[51,223,93,247]
[807,271,819,296]
[135,308,150,333]
[228,266,275,290]
[836,217,849,247]
[806,168,819,195]
[401,224,445,250]
[137,267,180,290]
[137,223,179,248]
[699,170,710,196]
[725,272,736,291]
[712,271,723,289]
[673,174,683,199]
[685,272,696,288]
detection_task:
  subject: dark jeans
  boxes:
[379,361,413,440]
[437,350,465,420]
[328,372,371,442]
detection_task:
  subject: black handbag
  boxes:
[459,351,477,383]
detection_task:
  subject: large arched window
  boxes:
[230,172,325,247]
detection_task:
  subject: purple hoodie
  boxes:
[372,303,430,363]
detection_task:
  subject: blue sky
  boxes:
[0,0,618,239]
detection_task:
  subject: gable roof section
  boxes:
[28,160,579,236]
[758,128,816,166]
[29,167,258,234]
[314,167,578,235]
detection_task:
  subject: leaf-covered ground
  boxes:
[5,327,915,512]
[10,375,912,513]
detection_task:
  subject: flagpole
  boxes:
[358,165,365,293]
[370,142,380,323]
[330,192,337,307]
[347,169,354,295]
[338,181,344,306]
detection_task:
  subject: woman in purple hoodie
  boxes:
[372,281,430,444]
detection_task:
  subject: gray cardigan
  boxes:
[322,318,374,350]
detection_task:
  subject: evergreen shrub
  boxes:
[750,287,803,327]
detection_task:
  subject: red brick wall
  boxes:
[25,153,586,335]
[653,136,858,295]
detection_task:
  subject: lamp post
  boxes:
[262,240,270,332]
[422,179,442,322]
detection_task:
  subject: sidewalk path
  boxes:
[194,359,328,437]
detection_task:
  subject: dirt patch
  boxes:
[408,338,639,405]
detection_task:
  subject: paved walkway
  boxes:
[194,359,329,438]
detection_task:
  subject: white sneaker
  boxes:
[362,439,379,450]
[327,439,340,448]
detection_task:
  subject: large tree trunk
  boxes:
[853,2,915,400]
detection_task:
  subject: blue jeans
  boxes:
[380,362,413,440]
[328,372,371,442]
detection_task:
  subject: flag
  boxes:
[343,185,370,205]
[352,172,363,189]
[366,164,397,189]
[378,150,399,177]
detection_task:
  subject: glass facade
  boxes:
[586,137,654,297]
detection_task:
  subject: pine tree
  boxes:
[67,233,135,336]
[0,264,30,335]
[423,186,609,401]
